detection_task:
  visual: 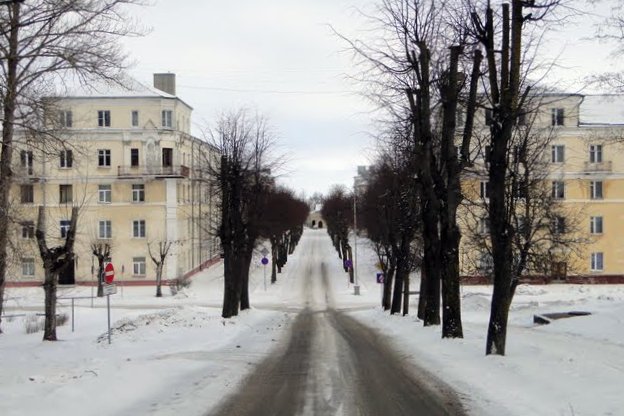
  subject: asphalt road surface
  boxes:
[209,231,466,416]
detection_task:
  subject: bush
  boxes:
[23,313,69,334]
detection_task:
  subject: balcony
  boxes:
[13,167,43,183]
[117,165,189,179]
[583,161,612,173]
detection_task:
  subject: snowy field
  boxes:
[1,228,623,416]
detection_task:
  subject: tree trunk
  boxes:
[0,3,21,334]
[421,204,441,326]
[440,225,463,338]
[43,267,58,341]
[417,267,427,320]
[271,237,278,283]
[97,257,105,297]
[155,263,163,297]
[382,256,396,311]
[347,245,354,283]
[391,258,408,314]
[402,274,410,316]
[239,245,253,311]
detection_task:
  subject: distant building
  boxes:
[8,73,220,286]
[460,93,624,282]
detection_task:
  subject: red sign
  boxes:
[104,263,115,284]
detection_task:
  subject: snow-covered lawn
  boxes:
[1,228,623,416]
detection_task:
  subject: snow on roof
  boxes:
[580,95,624,125]
[64,78,175,99]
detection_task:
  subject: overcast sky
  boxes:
[122,0,619,197]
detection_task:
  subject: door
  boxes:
[58,259,76,285]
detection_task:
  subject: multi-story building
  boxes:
[460,93,624,282]
[8,73,220,286]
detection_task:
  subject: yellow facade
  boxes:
[460,94,624,279]
[8,75,220,285]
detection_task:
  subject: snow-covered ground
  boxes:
[1,228,623,416]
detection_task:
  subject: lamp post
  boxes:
[353,186,360,295]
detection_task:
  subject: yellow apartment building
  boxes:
[460,93,624,282]
[8,73,220,286]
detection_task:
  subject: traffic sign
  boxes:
[103,284,117,295]
[104,263,115,284]
[260,247,269,257]
[261,257,269,265]
[376,273,385,284]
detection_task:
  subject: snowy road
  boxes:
[209,231,465,416]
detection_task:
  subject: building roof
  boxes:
[580,95,624,126]
[50,77,193,110]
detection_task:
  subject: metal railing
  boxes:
[117,164,189,178]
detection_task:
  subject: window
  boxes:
[133,257,146,276]
[59,184,73,204]
[478,217,489,235]
[131,148,140,167]
[21,221,34,239]
[132,184,145,202]
[59,110,73,128]
[20,185,33,203]
[21,258,35,276]
[162,110,173,128]
[513,179,527,199]
[60,220,71,238]
[590,181,603,200]
[517,111,526,126]
[553,216,566,234]
[162,148,173,167]
[133,220,146,238]
[60,149,73,168]
[485,108,493,126]
[551,108,564,126]
[480,181,490,199]
[20,150,33,175]
[98,110,111,127]
[478,253,494,272]
[552,181,565,199]
[98,220,112,239]
[591,252,604,271]
[589,144,603,163]
[131,110,139,127]
[482,145,491,163]
[590,216,603,234]
[98,184,112,203]
[98,149,111,167]
[551,145,565,163]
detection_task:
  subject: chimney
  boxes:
[153,73,176,96]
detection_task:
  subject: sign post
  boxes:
[103,262,115,344]
[260,247,269,291]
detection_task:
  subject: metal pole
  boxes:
[263,265,266,291]
[107,294,111,344]
[353,190,360,295]
[71,298,75,332]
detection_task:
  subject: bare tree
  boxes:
[469,0,563,355]
[359,151,421,315]
[0,0,145,332]
[148,240,174,298]
[202,109,280,318]
[91,241,111,298]
[461,103,589,284]
[35,205,78,341]
[340,0,481,335]
[321,186,354,280]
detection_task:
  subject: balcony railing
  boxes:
[117,165,189,178]
[583,161,612,173]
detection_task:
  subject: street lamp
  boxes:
[353,184,360,295]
